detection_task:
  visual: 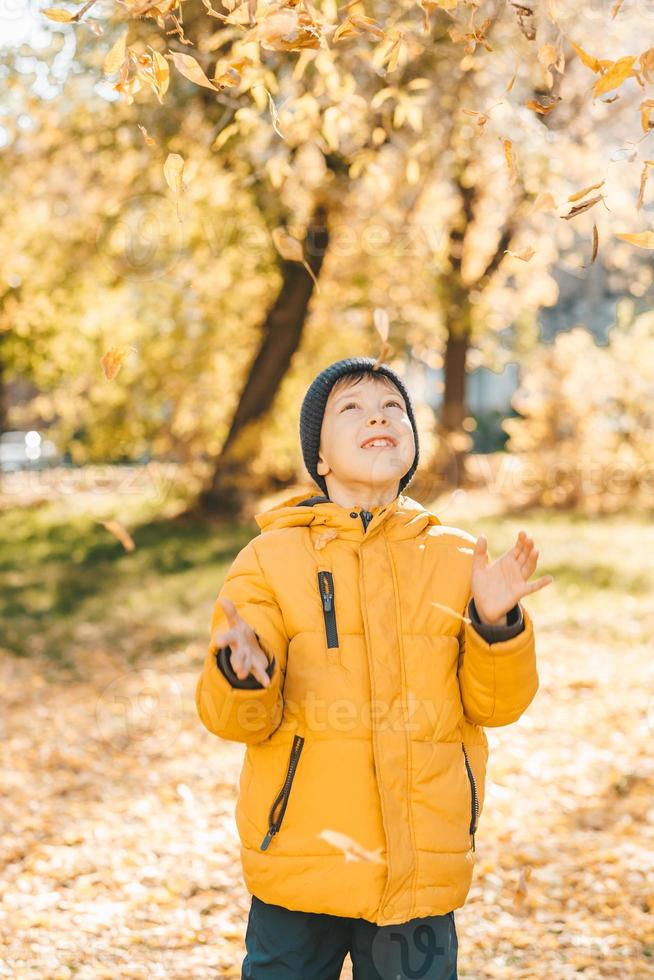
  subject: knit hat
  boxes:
[299,356,420,497]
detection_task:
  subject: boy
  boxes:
[195,356,552,979]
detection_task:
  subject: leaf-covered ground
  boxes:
[1,472,653,978]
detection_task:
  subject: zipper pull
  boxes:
[320,574,333,612]
[260,827,277,851]
[471,832,476,852]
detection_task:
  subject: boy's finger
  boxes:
[252,662,271,688]
[213,627,237,647]
[523,575,554,595]
[218,596,240,627]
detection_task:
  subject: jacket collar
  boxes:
[254,489,440,541]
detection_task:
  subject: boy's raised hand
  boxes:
[471,531,554,625]
[214,596,272,687]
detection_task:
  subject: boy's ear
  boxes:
[317,451,329,477]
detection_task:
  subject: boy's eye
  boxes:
[340,399,403,411]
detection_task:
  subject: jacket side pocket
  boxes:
[260,734,305,851]
[462,742,479,852]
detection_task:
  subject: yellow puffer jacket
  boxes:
[196,491,539,926]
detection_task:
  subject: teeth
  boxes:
[363,439,394,448]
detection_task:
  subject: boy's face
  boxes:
[316,375,416,498]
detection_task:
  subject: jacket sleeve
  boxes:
[195,539,287,744]
[467,597,525,643]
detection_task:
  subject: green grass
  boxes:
[0,497,254,673]
[2,489,653,674]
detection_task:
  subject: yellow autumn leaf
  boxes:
[615,231,654,248]
[103,32,128,75]
[42,7,75,21]
[318,830,385,864]
[570,40,603,74]
[163,152,185,196]
[373,308,389,343]
[152,50,170,98]
[568,179,605,203]
[100,520,135,552]
[271,227,303,262]
[170,51,219,91]
[505,246,535,262]
[593,55,637,98]
[100,345,137,381]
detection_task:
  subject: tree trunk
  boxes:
[195,203,329,516]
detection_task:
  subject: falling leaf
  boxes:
[593,56,637,98]
[151,49,170,100]
[318,830,385,864]
[611,0,625,16]
[641,48,654,84]
[271,228,320,292]
[501,137,519,185]
[591,223,599,263]
[568,180,605,203]
[313,529,338,550]
[640,99,654,134]
[530,191,557,213]
[103,32,128,75]
[100,345,137,381]
[513,865,533,909]
[569,40,604,74]
[163,152,185,195]
[430,601,472,625]
[561,194,605,220]
[615,231,654,249]
[373,308,389,343]
[505,245,535,262]
[100,520,136,552]
[526,97,561,115]
[349,15,385,40]
[265,87,284,139]
[271,227,303,262]
[170,51,219,91]
[42,7,74,21]
[637,162,652,211]
[257,8,321,51]
[137,123,157,145]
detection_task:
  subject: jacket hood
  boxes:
[254,489,441,542]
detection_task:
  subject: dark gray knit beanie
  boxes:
[299,356,420,497]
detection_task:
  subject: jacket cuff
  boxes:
[468,597,524,644]
[215,644,276,690]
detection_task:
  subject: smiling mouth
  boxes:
[360,437,397,449]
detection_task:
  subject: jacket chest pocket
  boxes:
[260,734,305,851]
[317,570,340,666]
[462,743,479,852]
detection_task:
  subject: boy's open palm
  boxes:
[471,531,554,625]
[214,597,271,687]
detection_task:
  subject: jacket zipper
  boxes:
[260,735,305,851]
[318,571,339,648]
[462,743,479,852]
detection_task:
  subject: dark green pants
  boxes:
[241,895,458,980]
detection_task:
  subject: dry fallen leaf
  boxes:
[100,345,137,381]
[505,246,535,262]
[615,231,654,249]
[568,180,605,203]
[100,520,136,552]
[271,227,320,292]
[103,32,128,75]
[170,51,219,92]
[561,194,606,220]
[318,830,385,864]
